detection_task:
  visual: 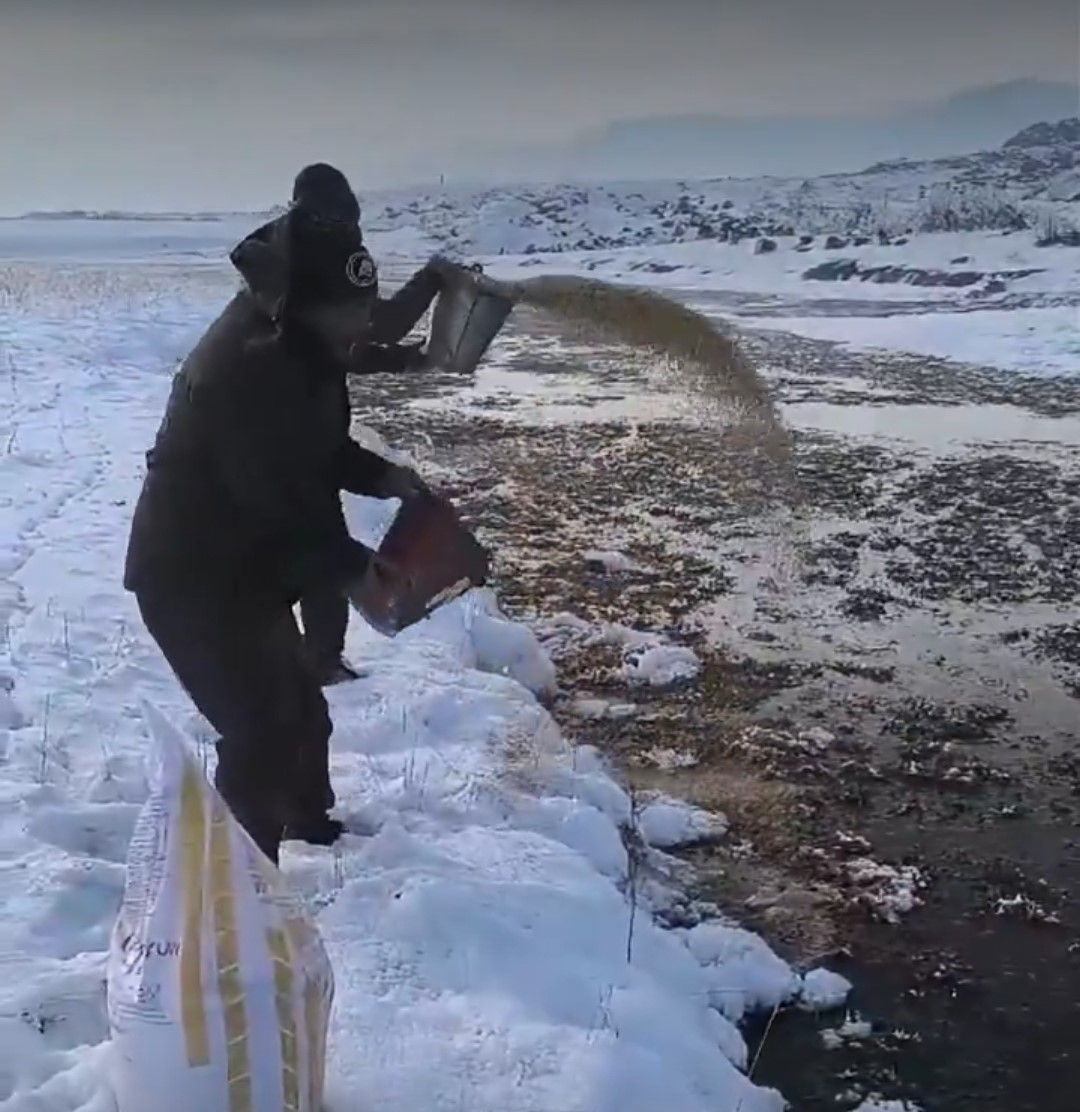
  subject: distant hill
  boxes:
[556,80,1079,182]
[12,105,1079,259]
[1005,117,1080,150]
[355,113,1080,257]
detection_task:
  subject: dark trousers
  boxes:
[299,588,349,671]
[136,587,334,864]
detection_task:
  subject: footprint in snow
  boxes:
[26,802,140,864]
[27,859,125,961]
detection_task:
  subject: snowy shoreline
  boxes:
[0,261,856,1111]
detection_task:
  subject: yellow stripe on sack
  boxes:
[267,928,300,1112]
[209,798,253,1112]
[318,972,333,1108]
[304,979,328,1112]
[287,916,332,1112]
[180,765,210,1067]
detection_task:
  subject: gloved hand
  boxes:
[348,340,426,375]
[398,340,427,372]
[377,462,430,501]
[424,254,462,286]
[346,551,409,635]
[345,551,397,613]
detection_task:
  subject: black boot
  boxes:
[283,812,345,847]
[317,657,364,687]
[287,748,340,846]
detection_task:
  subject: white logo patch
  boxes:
[345,252,377,289]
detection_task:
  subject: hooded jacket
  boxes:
[123,210,439,602]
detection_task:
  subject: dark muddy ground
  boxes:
[352,300,1080,1111]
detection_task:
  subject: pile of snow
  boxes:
[799,967,854,1011]
[843,858,926,925]
[635,745,701,771]
[535,613,702,689]
[821,1015,875,1050]
[0,264,804,1110]
[677,922,801,1026]
[568,696,639,721]
[637,793,728,849]
[991,893,1062,925]
[621,644,702,687]
[584,548,638,573]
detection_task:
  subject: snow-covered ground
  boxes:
[742,304,1080,378]
[485,230,1080,305]
[4,215,1075,379]
[480,231,1079,376]
[0,256,858,1109]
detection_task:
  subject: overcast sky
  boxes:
[1,0,1077,213]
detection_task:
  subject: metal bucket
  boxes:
[424,265,514,373]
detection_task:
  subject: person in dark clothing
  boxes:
[298,336,435,684]
[291,167,444,685]
[125,163,449,864]
[297,340,427,687]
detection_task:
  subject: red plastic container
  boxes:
[352,490,491,636]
